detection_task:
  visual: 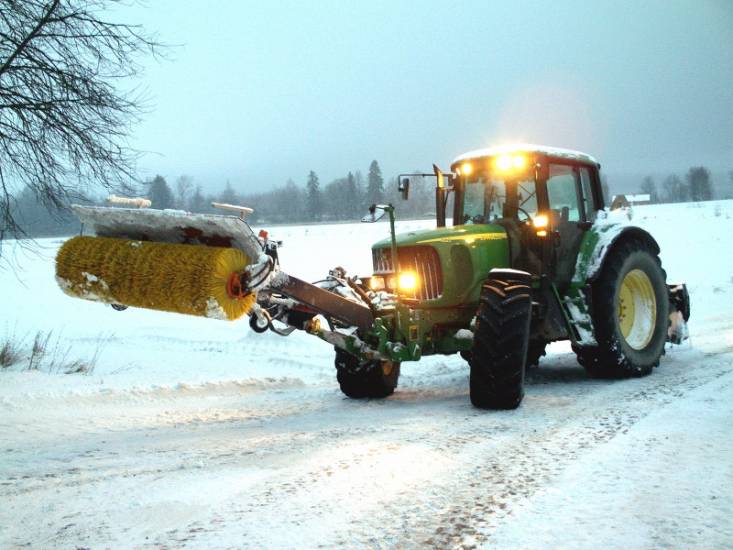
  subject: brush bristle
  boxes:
[56,236,256,320]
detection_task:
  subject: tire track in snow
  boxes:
[1,345,731,549]
[410,353,733,548]
[133,348,733,548]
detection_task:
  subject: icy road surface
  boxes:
[1,201,732,548]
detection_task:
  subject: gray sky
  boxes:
[128,0,733,192]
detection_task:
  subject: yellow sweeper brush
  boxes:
[56,236,256,320]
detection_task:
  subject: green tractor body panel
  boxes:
[369,224,510,358]
[371,223,510,307]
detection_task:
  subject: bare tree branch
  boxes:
[0,0,164,245]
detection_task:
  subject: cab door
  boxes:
[544,162,597,288]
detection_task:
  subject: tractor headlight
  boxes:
[370,272,419,294]
[369,275,385,291]
[398,271,418,292]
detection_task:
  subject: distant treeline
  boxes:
[8,159,442,238]
[7,161,733,238]
[637,167,732,203]
[149,160,438,225]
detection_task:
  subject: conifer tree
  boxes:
[146,176,174,209]
[306,171,322,220]
[366,160,384,206]
[219,181,239,204]
[345,172,359,217]
[188,185,207,212]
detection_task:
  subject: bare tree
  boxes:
[639,175,658,203]
[175,175,193,209]
[662,174,689,203]
[686,166,713,202]
[0,0,163,241]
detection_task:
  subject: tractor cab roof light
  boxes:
[494,153,527,172]
[460,162,473,176]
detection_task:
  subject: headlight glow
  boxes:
[533,213,549,237]
[369,276,385,291]
[495,153,527,172]
[398,272,418,291]
[496,154,513,171]
[533,214,548,228]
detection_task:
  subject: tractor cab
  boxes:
[371,145,605,307]
[446,145,604,287]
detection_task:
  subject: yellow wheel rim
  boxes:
[617,269,657,350]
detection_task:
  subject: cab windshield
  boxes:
[459,169,538,226]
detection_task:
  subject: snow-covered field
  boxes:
[1,201,732,548]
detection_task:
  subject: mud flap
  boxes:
[667,283,690,344]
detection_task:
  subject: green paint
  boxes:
[571,220,625,288]
[372,223,510,310]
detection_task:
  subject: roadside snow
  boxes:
[489,370,733,549]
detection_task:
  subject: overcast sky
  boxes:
[127,0,733,192]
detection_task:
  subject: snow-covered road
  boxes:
[1,201,732,548]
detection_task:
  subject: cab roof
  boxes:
[452,143,599,167]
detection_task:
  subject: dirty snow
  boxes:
[455,328,474,341]
[564,298,597,345]
[1,201,732,548]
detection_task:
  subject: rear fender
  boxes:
[572,224,661,286]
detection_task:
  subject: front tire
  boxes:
[334,348,400,398]
[576,238,668,378]
[469,270,532,409]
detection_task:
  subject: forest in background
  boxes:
[7,160,733,239]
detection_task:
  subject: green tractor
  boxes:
[263,144,689,409]
[59,144,690,410]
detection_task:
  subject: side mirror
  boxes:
[398,177,410,200]
[361,204,387,223]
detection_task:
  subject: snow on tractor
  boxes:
[56,144,690,409]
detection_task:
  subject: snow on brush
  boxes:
[204,296,228,320]
[2,201,733,549]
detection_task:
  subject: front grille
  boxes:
[372,246,443,301]
[372,247,393,273]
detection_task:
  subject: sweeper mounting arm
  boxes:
[269,274,374,333]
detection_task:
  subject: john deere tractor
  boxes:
[56,144,689,409]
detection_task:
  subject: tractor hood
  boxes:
[371,224,507,249]
[371,224,511,308]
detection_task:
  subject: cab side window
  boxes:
[579,167,597,221]
[547,164,581,223]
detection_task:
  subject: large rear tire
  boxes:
[334,348,400,398]
[575,238,668,378]
[469,270,532,409]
